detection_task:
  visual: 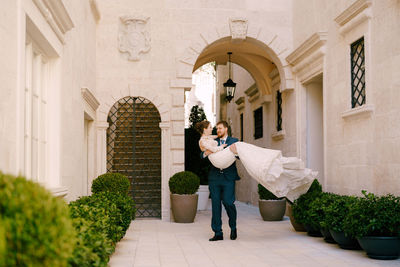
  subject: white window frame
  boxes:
[24,37,50,184]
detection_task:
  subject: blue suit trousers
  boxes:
[209,177,237,236]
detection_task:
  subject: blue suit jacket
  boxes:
[202,136,241,182]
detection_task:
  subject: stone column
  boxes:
[96,121,109,177]
[159,121,171,221]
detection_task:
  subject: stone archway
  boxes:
[96,86,171,221]
[106,96,162,218]
[170,19,296,207]
[174,19,294,92]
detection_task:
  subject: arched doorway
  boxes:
[106,96,161,218]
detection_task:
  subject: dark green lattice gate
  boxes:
[107,96,161,218]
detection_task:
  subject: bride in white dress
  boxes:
[197,121,316,202]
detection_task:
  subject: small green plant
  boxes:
[324,194,359,232]
[307,178,323,194]
[169,171,200,194]
[306,192,337,230]
[188,105,207,128]
[258,184,280,200]
[91,172,130,195]
[0,172,76,267]
[68,204,114,267]
[0,222,5,267]
[343,191,400,238]
[292,179,323,224]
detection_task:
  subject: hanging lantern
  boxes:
[224,52,236,102]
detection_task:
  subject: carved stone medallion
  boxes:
[229,17,248,43]
[118,15,151,61]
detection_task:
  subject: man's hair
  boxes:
[216,120,229,128]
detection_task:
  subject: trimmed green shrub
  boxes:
[306,178,323,194]
[258,184,280,200]
[94,192,135,232]
[0,172,76,267]
[324,194,359,232]
[343,191,400,238]
[70,194,123,243]
[292,179,323,224]
[169,171,200,194]
[306,192,337,229]
[68,203,114,267]
[0,221,5,267]
[91,172,130,195]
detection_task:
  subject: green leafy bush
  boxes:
[306,178,323,194]
[0,172,76,267]
[343,191,400,238]
[70,194,122,243]
[95,192,135,232]
[324,195,359,232]
[0,222,5,267]
[258,184,280,200]
[292,179,323,224]
[169,171,200,194]
[306,192,337,229]
[68,203,114,267]
[91,172,130,195]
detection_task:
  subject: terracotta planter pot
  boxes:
[287,203,306,232]
[330,230,361,250]
[170,194,198,223]
[357,236,400,260]
[258,199,286,221]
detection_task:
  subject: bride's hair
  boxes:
[195,120,210,135]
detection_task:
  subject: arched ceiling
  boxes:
[193,37,276,95]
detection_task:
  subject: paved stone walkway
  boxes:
[109,201,400,267]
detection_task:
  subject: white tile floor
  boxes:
[109,201,400,267]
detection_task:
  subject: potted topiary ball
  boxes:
[258,184,286,221]
[343,191,400,260]
[169,171,200,223]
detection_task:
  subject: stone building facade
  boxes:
[0,0,398,220]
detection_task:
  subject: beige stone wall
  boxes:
[292,0,400,195]
[0,1,19,174]
[60,0,98,201]
[95,0,293,218]
[0,0,97,200]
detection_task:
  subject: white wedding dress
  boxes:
[200,136,316,202]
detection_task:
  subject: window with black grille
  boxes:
[240,113,243,141]
[276,90,282,131]
[254,107,263,139]
[351,37,366,108]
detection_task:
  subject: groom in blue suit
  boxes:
[202,121,240,241]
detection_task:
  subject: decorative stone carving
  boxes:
[229,18,248,43]
[118,15,151,61]
[244,84,260,103]
[235,96,245,110]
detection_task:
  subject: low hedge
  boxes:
[292,179,323,224]
[169,171,200,194]
[68,190,135,266]
[0,172,76,267]
[343,191,400,238]
[0,222,5,267]
[91,172,130,195]
[68,203,115,267]
[258,184,280,200]
[306,192,337,230]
